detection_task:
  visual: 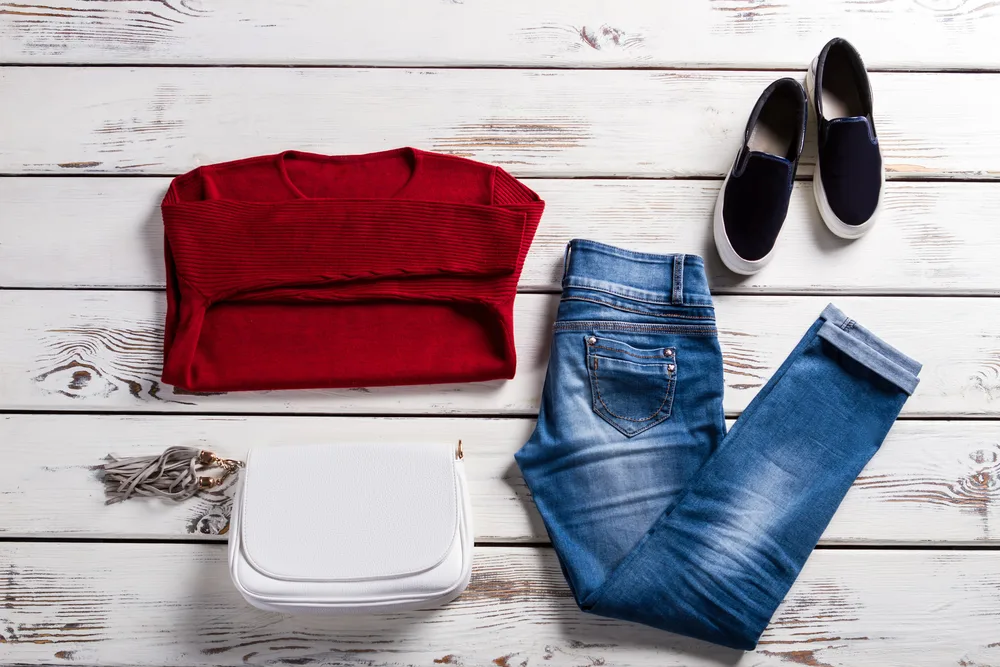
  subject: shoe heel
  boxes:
[805,56,818,102]
[805,56,820,128]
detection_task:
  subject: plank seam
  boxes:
[1,410,999,421]
[2,62,999,73]
[1,536,999,551]
[6,173,1000,184]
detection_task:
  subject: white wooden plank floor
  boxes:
[3,415,998,545]
[5,178,1000,294]
[1,68,993,178]
[2,3,999,666]
[3,0,999,69]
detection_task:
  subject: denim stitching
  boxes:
[591,344,674,360]
[672,254,684,305]
[554,321,718,335]
[591,357,676,423]
[561,296,717,321]
[562,286,714,310]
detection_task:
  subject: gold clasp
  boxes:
[198,476,223,489]
[456,439,464,460]
[197,450,244,489]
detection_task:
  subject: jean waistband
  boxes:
[562,239,713,308]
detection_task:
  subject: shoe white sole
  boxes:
[713,162,777,276]
[806,57,884,240]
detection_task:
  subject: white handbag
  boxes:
[228,440,473,614]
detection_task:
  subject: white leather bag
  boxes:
[228,441,473,614]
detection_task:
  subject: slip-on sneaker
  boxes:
[807,37,884,238]
[714,78,808,275]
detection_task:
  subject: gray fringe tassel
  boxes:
[98,447,243,505]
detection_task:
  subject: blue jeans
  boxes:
[514,240,921,650]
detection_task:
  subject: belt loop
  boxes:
[562,242,573,282]
[672,254,685,305]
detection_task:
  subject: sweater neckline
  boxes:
[275,147,422,200]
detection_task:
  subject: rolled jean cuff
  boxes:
[818,303,922,395]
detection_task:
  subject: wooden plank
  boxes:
[2,414,999,545]
[0,177,166,289]
[0,415,539,542]
[0,291,992,417]
[0,67,993,178]
[2,543,998,665]
[3,0,999,70]
[5,178,1000,295]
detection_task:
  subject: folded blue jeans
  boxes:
[515,240,921,650]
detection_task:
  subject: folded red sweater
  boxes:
[161,148,544,391]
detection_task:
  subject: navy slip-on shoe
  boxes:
[714,78,808,275]
[807,37,884,239]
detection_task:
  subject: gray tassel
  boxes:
[98,446,243,505]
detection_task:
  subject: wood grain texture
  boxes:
[2,414,999,545]
[1,291,994,416]
[2,543,999,666]
[0,67,992,178]
[2,1,997,662]
[4,178,999,295]
[3,0,1000,69]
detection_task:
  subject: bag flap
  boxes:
[238,442,460,581]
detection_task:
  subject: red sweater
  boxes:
[161,148,544,391]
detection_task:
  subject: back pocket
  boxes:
[585,336,677,437]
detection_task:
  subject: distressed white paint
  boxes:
[0,291,995,416]
[0,67,992,178]
[1,1,996,659]
[2,543,999,666]
[1,415,999,545]
[3,178,999,295]
[2,0,999,70]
